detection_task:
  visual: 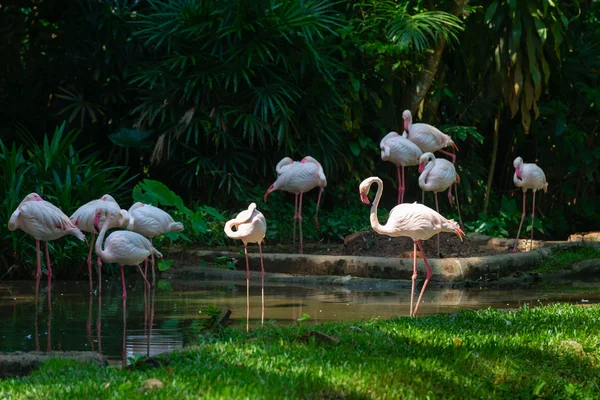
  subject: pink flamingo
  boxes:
[8,193,85,283]
[402,110,458,164]
[70,194,130,291]
[418,152,463,256]
[380,131,423,204]
[94,208,160,299]
[264,156,327,254]
[512,157,548,252]
[359,177,464,317]
[224,203,267,331]
[127,202,184,282]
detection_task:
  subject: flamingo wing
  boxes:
[104,231,154,266]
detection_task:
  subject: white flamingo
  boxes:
[512,157,548,252]
[380,131,423,204]
[94,208,160,299]
[359,177,464,317]
[402,110,458,164]
[418,152,463,256]
[224,203,267,331]
[127,202,184,282]
[8,193,85,282]
[264,156,327,254]
[70,194,130,291]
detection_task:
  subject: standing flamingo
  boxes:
[512,157,548,252]
[402,110,458,164]
[224,203,267,332]
[264,156,326,254]
[127,203,184,283]
[94,209,160,299]
[418,152,462,256]
[380,131,423,204]
[70,194,130,291]
[359,177,464,316]
[8,193,85,282]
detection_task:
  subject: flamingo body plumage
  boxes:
[402,110,458,163]
[359,177,463,316]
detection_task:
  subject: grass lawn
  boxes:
[1,304,599,399]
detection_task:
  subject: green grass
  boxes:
[534,245,600,274]
[1,304,599,399]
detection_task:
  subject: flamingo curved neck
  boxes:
[367,179,395,236]
[95,213,113,262]
[224,220,244,239]
[419,159,435,188]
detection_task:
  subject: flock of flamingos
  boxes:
[8,110,548,325]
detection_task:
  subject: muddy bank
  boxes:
[0,351,107,378]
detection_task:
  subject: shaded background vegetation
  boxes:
[0,0,598,275]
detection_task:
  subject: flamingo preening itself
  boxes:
[402,110,458,164]
[224,203,267,331]
[127,202,184,282]
[264,156,326,254]
[359,177,464,317]
[380,131,423,204]
[512,157,548,252]
[418,152,463,256]
[70,194,130,291]
[8,193,85,283]
[94,208,161,299]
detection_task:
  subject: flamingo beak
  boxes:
[451,142,459,152]
[418,162,425,173]
[360,191,370,205]
[403,120,409,132]
[263,185,274,203]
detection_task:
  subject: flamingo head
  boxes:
[358,182,371,205]
[22,193,43,203]
[264,184,275,203]
[513,157,523,179]
[402,110,411,131]
[300,156,319,165]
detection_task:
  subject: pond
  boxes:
[1,274,598,367]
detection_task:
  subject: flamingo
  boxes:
[359,177,464,317]
[224,203,267,331]
[402,110,458,164]
[70,194,130,291]
[512,157,548,252]
[380,131,423,204]
[127,202,184,282]
[418,152,463,256]
[8,193,85,283]
[264,156,327,254]
[94,208,160,299]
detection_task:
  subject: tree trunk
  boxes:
[407,0,470,114]
[483,108,501,215]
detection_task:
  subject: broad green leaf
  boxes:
[108,128,154,149]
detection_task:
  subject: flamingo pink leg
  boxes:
[97,290,102,357]
[434,193,440,257]
[530,191,536,251]
[397,167,403,204]
[410,241,417,317]
[513,190,527,253]
[35,240,41,280]
[259,242,265,327]
[292,194,298,250]
[413,240,433,317]
[87,233,96,292]
[447,186,454,207]
[454,183,464,228]
[136,264,151,290]
[298,193,304,254]
[97,257,103,293]
[244,244,250,332]
[44,241,52,284]
[439,149,456,164]
[47,282,52,352]
[314,187,323,230]
[121,297,126,370]
[120,265,127,300]
[150,237,156,284]
[144,257,148,279]
[34,275,40,352]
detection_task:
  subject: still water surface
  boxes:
[1,275,598,366]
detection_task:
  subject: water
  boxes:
[0,275,598,366]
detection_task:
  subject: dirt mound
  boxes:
[342,231,501,259]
